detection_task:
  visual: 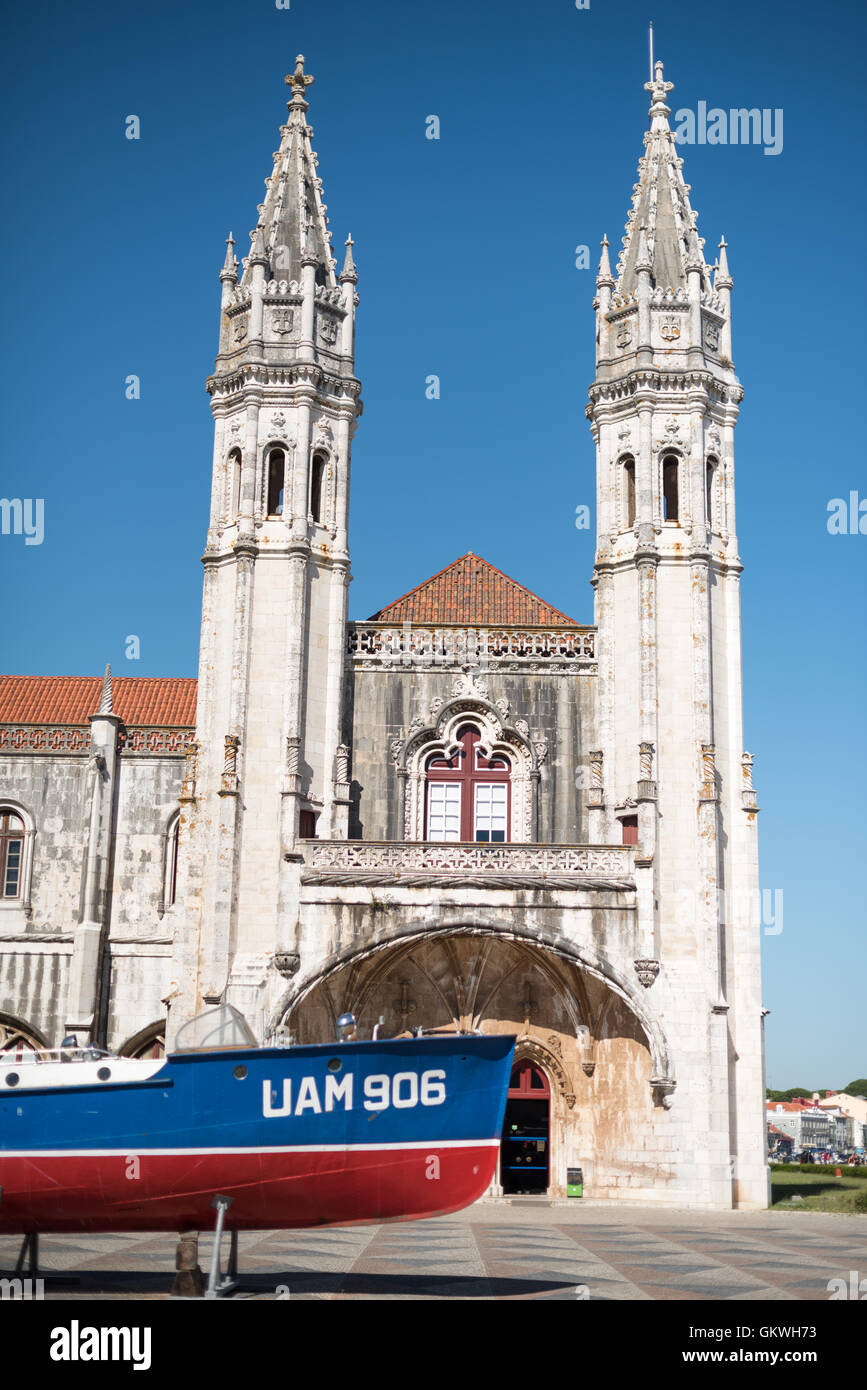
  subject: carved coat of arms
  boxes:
[271,307,294,335]
[660,316,681,341]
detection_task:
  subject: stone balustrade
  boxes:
[299,839,634,891]
[347,624,596,672]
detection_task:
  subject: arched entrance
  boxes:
[500,1059,550,1194]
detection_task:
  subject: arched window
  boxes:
[310,454,326,524]
[662,455,679,522]
[706,457,717,529]
[121,1022,166,1059]
[425,726,511,842]
[166,814,179,908]
[1,809,25,899]
[623,456,636,528]
[266,447,286,517]
[228,448,242,520]
[0,1014,45,1059]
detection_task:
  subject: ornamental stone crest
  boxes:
[318,315,339,345]
[704,320,720,351]
[271,307,295,335]
[233,315,248,343]
[312,416,333,450]
[615,323,633,350]
[660,316,682,341]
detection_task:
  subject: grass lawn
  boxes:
[771,1170,867,1214]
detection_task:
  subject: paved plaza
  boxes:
[2,1202,865,1300]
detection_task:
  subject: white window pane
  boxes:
[428,783,461,841]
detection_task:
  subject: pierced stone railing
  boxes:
[299,840,634,891]
[0,724,194,756]
[347,624,596,672]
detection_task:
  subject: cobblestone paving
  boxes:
[2,1203,865,1300]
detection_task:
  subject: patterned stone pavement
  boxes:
[1,1203,865,1300]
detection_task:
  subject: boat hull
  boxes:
[0,1035,514,1233]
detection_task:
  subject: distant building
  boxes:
[766,1101,832,1152]
[814,1093,867,1149]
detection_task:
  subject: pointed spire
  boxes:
[96,664,113,716]
[715,236,732,289]
[221,233,236,279]
[596,235,614,287]
[241,62,336,291]
[248,224,268,269]
[340,233,358,283]
[614,57,708,294]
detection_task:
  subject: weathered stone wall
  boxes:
[0,750,183,1046]
[345,667,596,843]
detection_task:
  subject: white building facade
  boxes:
[0,58,768,1208]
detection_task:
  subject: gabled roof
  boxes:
[368,553,578,626]
[0,676,197,727]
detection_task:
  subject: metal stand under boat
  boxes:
[204,1194,239,1299]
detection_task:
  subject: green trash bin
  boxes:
[567,1166,583,1198]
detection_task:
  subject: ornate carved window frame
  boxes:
[0,801,35,920]
[392,683,545,843]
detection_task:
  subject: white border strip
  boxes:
[0,1138,500,1159]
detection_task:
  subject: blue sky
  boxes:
[1,0,864,1088]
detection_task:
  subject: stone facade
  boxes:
[0,56,768,1208]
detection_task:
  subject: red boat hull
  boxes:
[0,1140,499,1233]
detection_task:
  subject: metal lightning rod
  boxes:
[649,21,654,82]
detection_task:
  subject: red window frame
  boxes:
[507,1059,551,1098]
[425,726,511,842]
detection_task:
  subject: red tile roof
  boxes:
[368,553,578,626]
[0,676,197,727]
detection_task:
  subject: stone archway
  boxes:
[279,930,668,1199]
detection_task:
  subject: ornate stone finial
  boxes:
[221,232,237,278]
[715,235,732,289]
[645,58,674,103]
[97,664,113,715]
[286,54,314,102]
[340,233,358,283]
[249,225,268,268]
[596,234,614,287]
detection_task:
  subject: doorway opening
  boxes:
[500,1059,550,1194]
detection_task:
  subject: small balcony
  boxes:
[298,840,634,892]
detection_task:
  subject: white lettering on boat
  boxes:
[262,1069,446,1119]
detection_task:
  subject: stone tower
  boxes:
[169,57,361,1034]
[587,61,767,1206]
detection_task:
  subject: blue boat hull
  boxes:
[0,1035,515,1232]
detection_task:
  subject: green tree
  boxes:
[841,1079,867,1099]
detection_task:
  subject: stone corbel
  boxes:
[634,958,660,988]
[587,750,605,808]
[219,734,240,796]
[650,1077,676,1109]
[180,741,199,804]
[741,751,759,811]
[273,952,301,979]
[636,741,657,801]
[699,742,719,802]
